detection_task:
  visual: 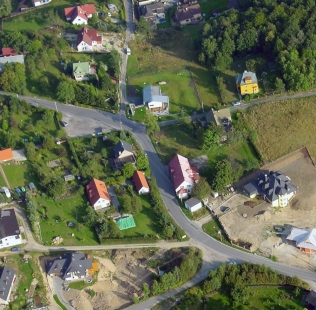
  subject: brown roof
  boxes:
[77,27,102,47]
[86,179,110,206]
[64,4,96,22]
[176,4,201,22]
[0,148,13,161]
[2,48,17,57]
[133,170,149,192]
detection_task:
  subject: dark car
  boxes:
[223,207,231,213]
[15,188,22,196]
[11,247,20,252]
[61,121,68,127]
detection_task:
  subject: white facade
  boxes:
[92,198,111,211]
[77,41,93,52]
[175,181,193,199]
[33,0,51,7]
[148,101,164,110]
[64,272,87,281]
[138,186,150,195]
[185,201,202,212]
[271,192,295,207]
[0,234,22,249]
[72,16,88,25]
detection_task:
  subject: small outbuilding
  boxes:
[184,197,202,213]
[242,182,258,198]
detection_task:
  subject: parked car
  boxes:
[11,247,20,252]
[232,101,241,106]
[0,187,11,198]
[61,121,68,127]
[15,188,22,196]
[64,287,70,291]
[126,47,131,55]
[223,207,231,213]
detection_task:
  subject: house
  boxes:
[142,85,169,113]
[185,197,202,212]
[206,108,231,126]
[287,227,316,254]
[72,62,96,81]
[138,0,156,6]
[76,27,102,52]
[0,209,22,249]
[1,48,17,57]
[112,140,136,169]
[0,55,24,71]
[133,170,150,194]
[0,148,13,162]
[305,290,316,309]
[64,4,96,25]
[176,4,202,26]
[0,266,16,305]
[86,179,111,210]
[243,171,297,207]
[46,252,92,281]
[32,0,51,7]
[139,2,165,23]
[169,154,200,199]
[236,71,259,95]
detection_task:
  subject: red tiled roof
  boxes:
[64,4,96,22]
[86,178,110,206]
[133,170,149,192]
[178,188,187,194]
[0,148,13,161]
[76,27,102,47]
[2,48,17,57]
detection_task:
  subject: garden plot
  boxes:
[219,148,316,257]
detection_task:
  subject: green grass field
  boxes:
[0,172,6,187]
[2,163,36,188]
[120,195,159,238]
[200,0,229,19]
[156,11,171,29]
[36,194,100,246]
[206,287,304,310]
[128,70,200,113]
[202,219,231,246]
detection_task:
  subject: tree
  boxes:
[243,158,259,172]
[274,77,285,93]
[121,194,132,214]
[0,193,5,203]
[144,110,159,134]
[26,201,36,212]
[0,0,11,17]
[191,177,211,200]
[136,154,149,171]
[2,120,8,131]
[202,129,220,150]
[28,40,42,54]
[231,284,249,304]
[212,160,233,192]
[131,194,142,213]
[137,16,151,35]
[162,225,174,239]
[25,142,37,162]
[0,63,26,94]
[43,136,55,151]
[81,207,99,227]
[101,148,108,158]
[47,178,66,197]
[56,80,75,103]
[122,162,135,179]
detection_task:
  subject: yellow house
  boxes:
[236,71,259,95]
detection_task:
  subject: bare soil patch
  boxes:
[219,148,316,268]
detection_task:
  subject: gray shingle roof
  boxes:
[46,252,92,280]
[0,266,15,303]
[0,209,20,239]
[235,71,258,86]
[114,140,133,158]
[185,197,201,208]
[142,85,169,105]
[242,182,258,196]
[140,2,164,18]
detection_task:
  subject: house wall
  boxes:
[64,272,86,281]
[175,180,194,199]
[118,150,133,159]
[33,0,51,7]
[185,202,202,212]
[72,16,88,25]
[239,83,259,95]
[77,42,93,52]
[93,198,111,210]
[147,100,163,109]
[180,19,192,25]
[138,187,150,195]
[0,235,22,249]
[74,74,90,82]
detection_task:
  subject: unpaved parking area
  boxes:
[219,148,316,267]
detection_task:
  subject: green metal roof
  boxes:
[72,62,90,77]
[116,215,136,230]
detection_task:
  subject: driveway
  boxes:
[108,186,120,213]
[52,277,75,310]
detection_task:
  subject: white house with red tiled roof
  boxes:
[169,154,199,199]
[133,170,150,194]
[64,4,96,25]
[86,179,111,210]
[76,27,102,52]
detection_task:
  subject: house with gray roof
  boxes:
[243,171,297,207]
[184,197,202,212]
[0,55,24,71]
[0,266,16,305]
[46,252,92,281]
[112,140,136,169]
[142,85,169,114]
[287,227,316,254]
[139,2,164,22]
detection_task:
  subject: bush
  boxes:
[244,94,250,101]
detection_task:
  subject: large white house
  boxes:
[32,0,51,7]
[86,178,111,210]
[64,4,96,25]
[169,154,199,199]
[76,27,102,52]
[0,266,16,305]
[0,209,22,249]
[46,252,92,281]
[142,85,169,114]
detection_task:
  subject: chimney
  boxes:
[264,174,268,182]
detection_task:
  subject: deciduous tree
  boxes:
[0,0,11,17]
[56,80,75,103]
[191,177,211,200]
[122,162,135,179]
[144,110,159,134]
[212,160,233,192]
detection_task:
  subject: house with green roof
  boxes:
[72,62,95,81]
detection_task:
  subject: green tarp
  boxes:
[116,215,136,230]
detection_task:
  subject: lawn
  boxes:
[128,70,200,113]
[244,96,316,162]
[205,287,304,310]
[156,10,171,29]
[35,194,100,246]
[126,105,146,122]
[120,195,160,238]
[2,163,36,188]
[53,295,67,310]
[0,172,6,187]
[68,279,96,290]
[200,0,229,19]
[202,219,231,246]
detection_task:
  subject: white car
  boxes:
[0,187,11,198]
[126,48,131,55]
[232,101,241,106]
[108,12,111,17]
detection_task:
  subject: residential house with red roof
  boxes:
[168,154,199,199]
[1,48,17,57]
[32,0,51,7]
[76,27,102,52]
[133,170,150,194]
[0,148,13,162]
[64,4,96,25]
[86,179,111,210]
